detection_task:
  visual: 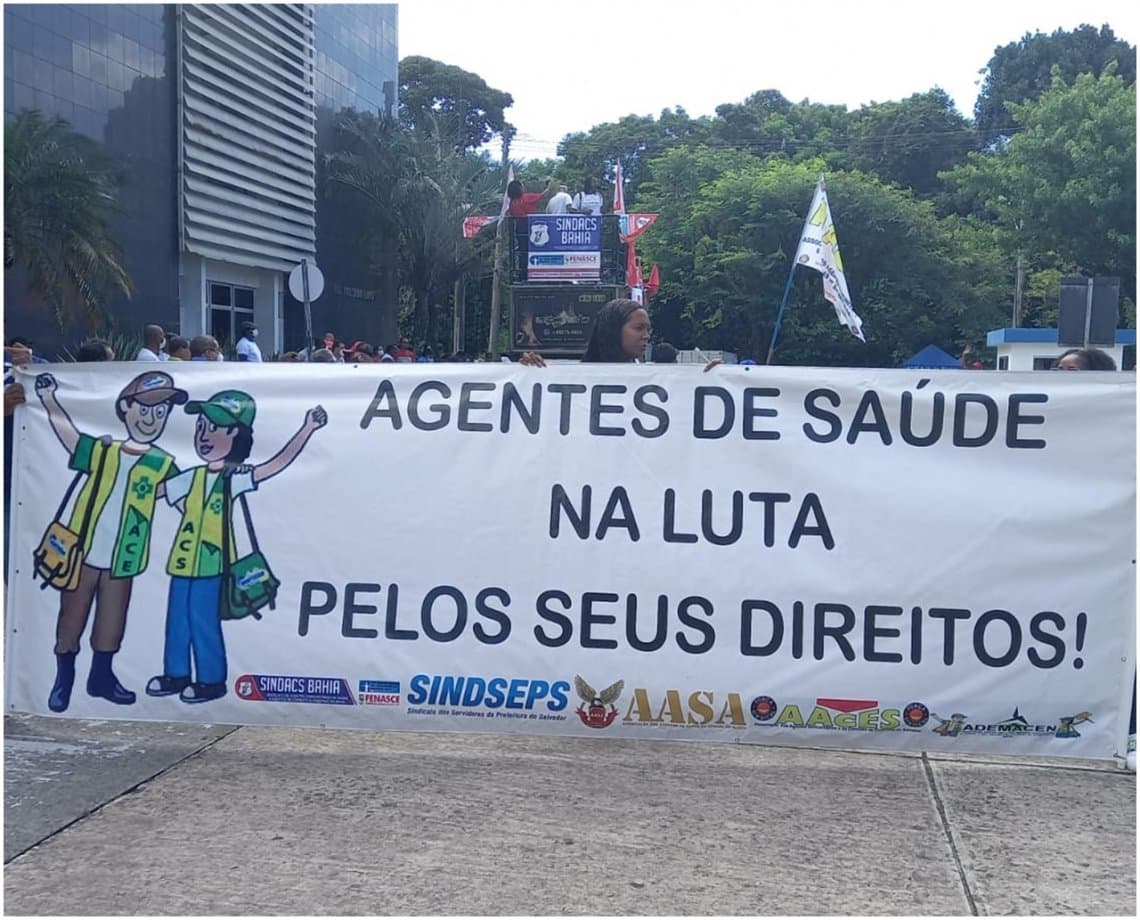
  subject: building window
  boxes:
[997,356,1009,370]
[1032,356,1057,371]
[209,282,254,346]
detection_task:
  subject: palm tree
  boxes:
[324,110,502,348]
[4,109,133,330]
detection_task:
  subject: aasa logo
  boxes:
[623,688,747,727]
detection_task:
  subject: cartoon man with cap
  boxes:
[147,390,327,703]
[34,369,188,712]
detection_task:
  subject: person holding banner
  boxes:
[519,299,722,370]
[146,390,328,704]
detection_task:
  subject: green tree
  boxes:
[946,66,1136,313]
[399,56,515,155]
[974,24,1136,146]
[4,110,133,330]
[638,153,1007,365]
[710,90,851,167]
[846,89,978,197]
[557,107,711,208]
[325,110,502,350]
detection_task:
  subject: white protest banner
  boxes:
[5,363,1135,762]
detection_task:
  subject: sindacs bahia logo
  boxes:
[233,674,355,705]
[574,675,624,729]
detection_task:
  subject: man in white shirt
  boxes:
[235,322,263,362]
[135,324,168,361]
[546,184,573,214]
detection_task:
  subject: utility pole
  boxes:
[487,217,506,359]
[1013,250,1024,327]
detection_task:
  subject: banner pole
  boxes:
[487,217,506,360]
[765,260,798,365]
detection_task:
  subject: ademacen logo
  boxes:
[574,675,624,729]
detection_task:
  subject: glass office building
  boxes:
[3,3,398,357]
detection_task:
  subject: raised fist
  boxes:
[34,373,57,395]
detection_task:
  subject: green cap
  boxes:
[185,389,256,428]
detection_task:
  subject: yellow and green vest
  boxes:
[69,434,177,578]
[165,467,238,579]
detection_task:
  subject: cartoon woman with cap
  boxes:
[34,369,188,712]
[146,390,327,703]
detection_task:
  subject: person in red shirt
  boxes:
[506,178,549,217]
[393,337,417,362]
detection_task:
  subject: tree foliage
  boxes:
[845,89,978,197]
[638,154,1007,365]
[399,56,515,154]
[4,109,134,330]
[325,109,502,350]
[328,23,1135,365]
[946,66,1136,311]
[974,24,1136,145]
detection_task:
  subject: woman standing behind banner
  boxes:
[1052,345,1134,768]
[519,299,649,367]
[519,299,721,370]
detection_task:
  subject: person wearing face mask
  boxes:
[136,324,169,362]
[33,370,188,712]
[235,322,263,363]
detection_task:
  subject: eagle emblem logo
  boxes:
[574,675,624,729]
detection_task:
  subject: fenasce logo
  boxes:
[749,696,929,732]
[358,680,401,705]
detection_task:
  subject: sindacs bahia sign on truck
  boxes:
[526,215,601,281]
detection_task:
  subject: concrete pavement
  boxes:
[3,712,1135,915]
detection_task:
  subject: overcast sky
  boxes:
[398,0,1137,161]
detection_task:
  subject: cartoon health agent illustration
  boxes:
[34,370,187,712]
[146,390,327,703]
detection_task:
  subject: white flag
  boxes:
[794,176,864,342]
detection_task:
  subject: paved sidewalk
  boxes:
[3,713,1136,915]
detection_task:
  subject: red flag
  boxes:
[462,215,495,239]
[625,239,642,290]
[613,159,625,215]
[645,264,660,299]
[618,212,658,243]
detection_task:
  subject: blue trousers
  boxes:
[163,576,226,685]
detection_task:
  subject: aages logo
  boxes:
[749,697,929,731]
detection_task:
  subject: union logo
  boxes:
[574,675,624,729]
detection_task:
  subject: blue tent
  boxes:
[902,344,962,369]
